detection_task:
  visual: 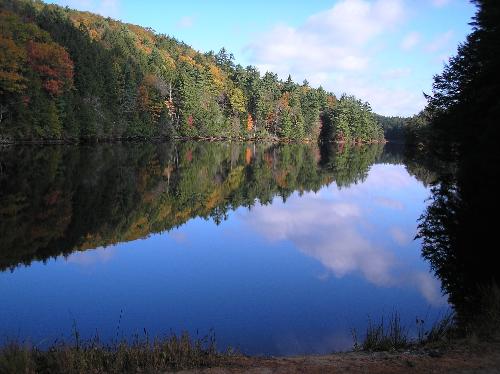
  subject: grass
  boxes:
[0,331,237,374]
[352,312,456,352]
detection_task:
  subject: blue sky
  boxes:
[48,0,476,116]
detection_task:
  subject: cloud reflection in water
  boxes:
[242,164,446,307]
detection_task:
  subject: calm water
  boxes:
[0,142,447,355]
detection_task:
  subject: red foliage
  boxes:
[26,41,74,96]
[187,114,194,127]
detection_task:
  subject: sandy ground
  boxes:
[177,341,500,373]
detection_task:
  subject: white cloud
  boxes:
[431,0,452,7]
[240,164,446,306]
[375,197,404,210]
[52,0,119,17]
[245,198,396,286]
[247,0,404,75]
[401,31,421,50]
[381,67,412,79]
[245,0,431,116]
[412,272,447,306]
[97,0,119,17]
[359,87,426,117]
[389,226,412,245]
[169,231,188,244]
[426,30,454,52]
[177,16,195,29]
[66,247,116,266]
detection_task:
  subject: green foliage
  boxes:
[0,0,384,143]
[321,94,384,143]
[404,111,430,146]
[374,114,408,141]
[424,0,500,158]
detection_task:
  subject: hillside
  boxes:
[0,0,384,142]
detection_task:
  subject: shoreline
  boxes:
[0,135,387,146]
[1,339,498,373]
[199,341,500,373]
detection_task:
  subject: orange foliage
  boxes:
[246,114,254,132]
[26,41,74,96]
[245,147,252,165]
[127,24,155,46]
[278,92,290,109]
[266,111,277,128]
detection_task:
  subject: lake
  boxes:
[0,142,448,356]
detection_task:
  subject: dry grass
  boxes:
[0,331,236,374]
[352,311,456,352]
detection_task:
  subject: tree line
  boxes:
[0,0,384,143]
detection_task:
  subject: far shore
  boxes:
[0,135,388,146]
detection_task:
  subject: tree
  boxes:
[26,40,74,96]
[0,0,385,143]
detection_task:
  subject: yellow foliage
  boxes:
[208,64,225,92]
[179,55,198,68]
[229,87,247,114]
[159,50,176,70]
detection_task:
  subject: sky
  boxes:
[47,0,476,116]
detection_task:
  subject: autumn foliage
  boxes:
[0,35,26,94]
[26,41,74,96]
[247,114,253,132]
[0,0,383,143]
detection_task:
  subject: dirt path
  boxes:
[177,341,500,373]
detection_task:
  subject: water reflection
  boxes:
[0,142,384,270]
[415,146,500,335]
[242,164,445,306]
[0,142,447,355]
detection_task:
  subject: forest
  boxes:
[0,0,384,143]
